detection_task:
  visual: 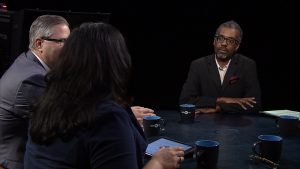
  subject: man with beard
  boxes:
[179,20,261,114]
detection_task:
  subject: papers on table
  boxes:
[261,110,300,120]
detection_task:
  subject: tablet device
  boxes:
[145,138,193,157]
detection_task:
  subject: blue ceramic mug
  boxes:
[253,135,282,163]
[275,115,299,135]
[179,104,196,123]
[194,140,219,169]
[143,116,166,138]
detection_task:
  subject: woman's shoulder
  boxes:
[96,100,128,115]
[82,101,136,140]
[94,100,133,125]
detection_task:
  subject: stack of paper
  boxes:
[261,110,300,120]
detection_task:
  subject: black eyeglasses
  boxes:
[214,35,240,46]
[41,37,67,43]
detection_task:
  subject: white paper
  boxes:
[261,110,300,120]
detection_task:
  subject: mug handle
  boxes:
[252,141,262,156]
[160,118,167,133]
[193,149,204,160]
[275,118,279,128]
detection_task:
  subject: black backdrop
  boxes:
[3,0,300,111]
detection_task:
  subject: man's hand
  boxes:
[217,97,256,110]
[131,106,155,127]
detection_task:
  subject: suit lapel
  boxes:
[207,55,222,91]
[222,54,239,90]
[26,51,47,71]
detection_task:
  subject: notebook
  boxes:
[145,138,193,157]
[261,110,300,120]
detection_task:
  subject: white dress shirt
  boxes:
[215,58,231,85]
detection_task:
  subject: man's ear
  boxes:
[35,39,43,49]
[213,39,217,46]
[234,43,240,51]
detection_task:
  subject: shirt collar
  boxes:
[215,56,231,71]
[31,51,50,72]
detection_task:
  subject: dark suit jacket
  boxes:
[0,51,47,169]
[179,54,261,113]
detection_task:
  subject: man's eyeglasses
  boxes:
[214,35,240,46]
[41,37,67,44]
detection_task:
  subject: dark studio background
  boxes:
[1,0,299,111]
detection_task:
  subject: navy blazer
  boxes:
[24,101,147,169]
[0,51,47,169]
[179,54,261,113]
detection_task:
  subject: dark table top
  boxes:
[151,110,300,169]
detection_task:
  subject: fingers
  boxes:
[178,156,184,163]
[172,147,185,154]
[176,156,184,168]
[243,100,254,108]
[242,98,256,109]
[144,108,155,114]
[159,146,184,157]
[170,147,185,159]
[233,97,257,110]
[246,97,257,104]
[217,97,248,109]
[159,145,170,149]
[143,112,156,116]
[159,146,184,152]
[132,106,156,128]
[131,106,154,113]
[154,147,185,168]
[195,109,202,114]
[175,149,185,168]
[136,117,143,121]
[166,147,184,168]
[236,100,247,110]
[131,106,155,115]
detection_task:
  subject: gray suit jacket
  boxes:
[179,54,261,113]
[0,51,47,169]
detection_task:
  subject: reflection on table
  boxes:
[150,110,300,169]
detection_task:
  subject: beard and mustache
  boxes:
[215,53,229,60]
[215,48,235,60]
